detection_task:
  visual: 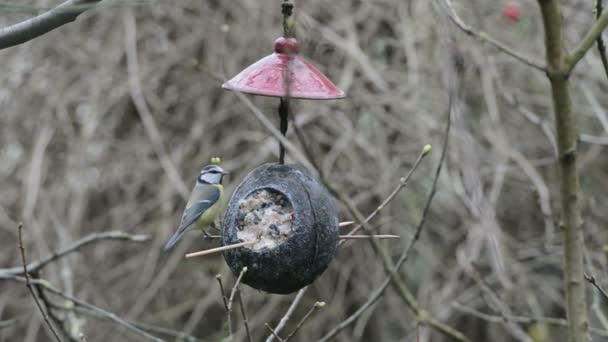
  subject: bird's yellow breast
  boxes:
[194,185,224,230]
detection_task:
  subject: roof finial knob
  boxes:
[274,36,299,54]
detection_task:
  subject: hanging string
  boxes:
[279,0,295,164]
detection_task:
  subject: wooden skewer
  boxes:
[185,239,259,259]
[339,235,400,239]
[338,221,355,227]
[188,234,398,258]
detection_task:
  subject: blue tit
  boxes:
[163,164,228,251]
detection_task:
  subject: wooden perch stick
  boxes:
[185,240,259,259]
[339,235,400,239]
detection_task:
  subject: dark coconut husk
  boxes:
[222,163,339,294]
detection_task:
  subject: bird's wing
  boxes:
[163,186,220,251]
[179,185,221,230]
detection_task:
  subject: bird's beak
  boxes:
[222,171,230,175]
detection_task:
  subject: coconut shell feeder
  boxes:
[184,1,400,295]
[221,163,339,294]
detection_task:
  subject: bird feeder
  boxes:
[214,1,344,294]
[221,163,339,294]
[182,0,402,296]
[222,0,344,164]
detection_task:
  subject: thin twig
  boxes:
[568,4,608,72]
[224,267,247,341]
[441,0,546,72]
[0,0,102,50]
[320,93,463,342]
[231,90,315,171]
[236,290,253,342]
[0,318,17,330]
[265,289,306,342]
[227,267,248,313]
[18,223,63,342]
[284,302,325,341]
[452,302,608,337]
[0,231,150,278]
[215,274,232,342]
[185,240,259,259]
[123,9,189,199]
[595,0,608,79]
[339,145,430,244]
[216,274,230,313]
[265,323,284,342]
[27,277,164,341]
[585,273,608,302]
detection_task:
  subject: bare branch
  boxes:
[595,0,608,79]
[0,0,102,50]
[265,323,284,342]
[265,289,306,342]
[320,93,457,342]
[236,291,253,342]
[18,223,63,342]
[45,280,164,341]
[441,0,546,72]
[225,267,247,341]
[284,302,324,341]
[0,231,150,279]
[339,145,430,242]
[568,5,608,72]
[585,273,608,303]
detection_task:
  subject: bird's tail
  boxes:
[163,228,189,252]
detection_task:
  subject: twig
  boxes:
[0,231,150,278]
[0,0,102,50]
[584,273,608,302]
[441,0,546,72]
[236,290,253,342]
[596,0,608,79]
[216,274,232,342]
[339,144,431,244]
[265,289,306,342]
[452,302,608,337]
[230,90,315,171]
[227,267,247,313]
[225,267,247,341]
[0,318,17,330]
[265,323,284,342]
[18,223,63,342]
[216,274,230,313]
[284,302,324,341]
[320,93,455,342]
[123,9,189,199]
[185,240,259,259]
[28,277,164,341]
[568,5,608,73]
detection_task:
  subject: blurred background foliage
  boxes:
[1,0,608,341]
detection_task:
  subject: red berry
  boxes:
[274,37,299,54]
[502,2,521,22]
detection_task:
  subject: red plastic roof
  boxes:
[222,39,345,100]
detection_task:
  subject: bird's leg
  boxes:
[201,228,212,239]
